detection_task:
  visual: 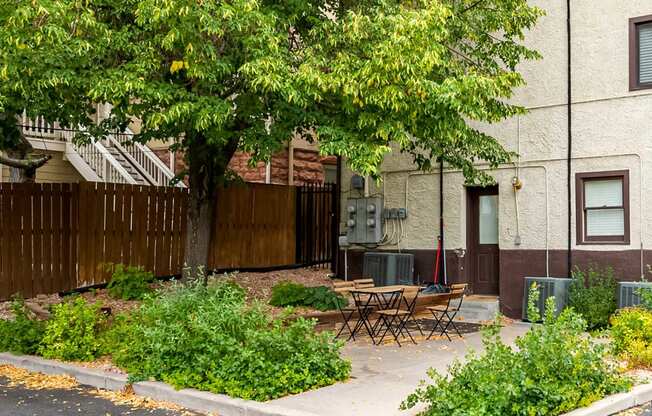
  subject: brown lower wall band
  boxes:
[337,248,649,319]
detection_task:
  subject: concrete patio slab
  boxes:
[270,323,531,416]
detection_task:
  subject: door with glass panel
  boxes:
[467,186,500,295]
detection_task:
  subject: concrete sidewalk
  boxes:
[270,323,531,416]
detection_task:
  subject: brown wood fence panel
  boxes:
[76,183,187,287]
[209,183,296,269]
[0,181,332,301]
[0,183,188,300]
[0,183,77,300]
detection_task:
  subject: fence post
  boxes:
[330,183,338,273]
[295,185,303,265]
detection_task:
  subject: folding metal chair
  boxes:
[426,284,467,341]
[333,281,357,340]
[375,288,422,347]
[350,289,386,342]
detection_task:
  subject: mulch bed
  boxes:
[0,267,334,320]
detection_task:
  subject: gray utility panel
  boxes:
[345,197,383,244]
[363,252,414,286]
[522,277,572,321]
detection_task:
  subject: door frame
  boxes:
[466,185,500,295]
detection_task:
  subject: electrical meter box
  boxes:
[345,197,383,244]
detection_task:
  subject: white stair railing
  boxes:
[71,139,137,184]
[110,129,184,187]
[20,115,179,186]
[21,112,63,141]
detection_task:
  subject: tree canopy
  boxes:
[0,0,543,268]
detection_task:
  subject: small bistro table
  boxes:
[347,285,424,343]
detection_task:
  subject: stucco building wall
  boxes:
[339,0,652,317]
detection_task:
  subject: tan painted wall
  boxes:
[0,151,84,183]
[341,1,652,271]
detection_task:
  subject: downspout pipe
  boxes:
[439,159,445,284]
[566,0,573,277]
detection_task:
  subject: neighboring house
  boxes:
[148,137,337,187]
[7,114,335,187]
[338,1,652,318]
[4,113,180,186]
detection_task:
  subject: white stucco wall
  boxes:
[340,1,652,264]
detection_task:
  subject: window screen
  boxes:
[640,23,652,84]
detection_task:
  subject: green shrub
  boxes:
[39,297,106,361]
[105,263,154,300]
[0,298,45,355]
[269,282,347,311]
[270,282,308,306]
[610,307,652,368]
[402,284,630,416]
[568,265,617,329]
[110,279,350,401]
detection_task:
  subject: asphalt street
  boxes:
[0,376,202,416]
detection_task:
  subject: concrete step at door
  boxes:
[456,296,500,323]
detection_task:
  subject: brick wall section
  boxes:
[217,149,327,185]
[150,147,327,186]
[292,149,325,184]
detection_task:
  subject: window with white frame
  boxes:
[576,171,630,244]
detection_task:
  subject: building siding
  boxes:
[1,151,83,183]
[338,0,652,318]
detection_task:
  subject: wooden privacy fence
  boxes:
[0,181,337,300]
[0,182,187,301]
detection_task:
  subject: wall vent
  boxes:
[362,252,414,287]
[618,282,652,308]
[522,277,572,321]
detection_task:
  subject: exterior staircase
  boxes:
[20,114,182,187]
[105,141,149,185]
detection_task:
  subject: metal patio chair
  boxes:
[333,281,357,340]
[375,287,421,347]
[426,283,467,341]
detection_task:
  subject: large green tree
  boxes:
[0,0,543,273]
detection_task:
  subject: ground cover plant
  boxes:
[0,298,45,355]
[402,284,630,416]
[269,282,348,311]
[108,278,351,401]
[610,307,652,369]
[568,265,618,330]
[39,297,106,362]
[105,263,154,301]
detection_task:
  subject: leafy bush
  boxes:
[568,265,617,329]
[105,263,154,300]
[39,297,106,361]
[0,298,45,355]
[269,282,347,311]
[402,284,630,416]
[110,279,350,401]
[269,282,309,306]
[611,307,652,368]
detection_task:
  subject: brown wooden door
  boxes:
[467,186,500,295]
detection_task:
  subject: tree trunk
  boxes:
[182,135,239,281]
[7,149,35,183]
[183,184,216,281]
[0,112,50,183]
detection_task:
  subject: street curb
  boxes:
[563,384,652,416]
[0,353,320,416]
